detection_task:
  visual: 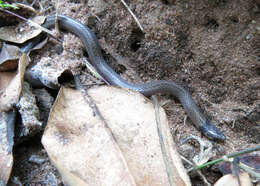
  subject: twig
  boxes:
[152,95,174,186]
[120,0,144,32]
[74,75,113,138]
[181,156,211,186]
[30,0,37,6]
[189,145,260,172]
[180,135,213,166]
[239,162,260,179]
[222,156,260,184]
[82,58,110,85]
[183,115,187,126]
[55,0,60,35]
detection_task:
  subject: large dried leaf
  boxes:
[42,86,191,186]
[0,54,29,112]
[0,16,45,44]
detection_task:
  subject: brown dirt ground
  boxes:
[6,0,260,185]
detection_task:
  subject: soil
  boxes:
[5,0,260,185]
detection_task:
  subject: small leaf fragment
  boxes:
[0,54,29,112]
[214,172,252,186]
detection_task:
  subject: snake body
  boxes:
[40,15,225,140]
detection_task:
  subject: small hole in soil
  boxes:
[161,0,175,5]
[87,16,97,28]
[129,29,145,52]
[130,40,141,52]
[256,2,260,10]
[205,19,219,30]
[69,0,81,3]
[256,66,260,76]
[58,70,74,85]
[161,0,169,5]
[117,64,127,74]
[230,17,239,23]
[83,50,89,58]
[215,0,227,6]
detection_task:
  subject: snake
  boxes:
[28,15,226,140]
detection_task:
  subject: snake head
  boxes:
[199,121,226,141]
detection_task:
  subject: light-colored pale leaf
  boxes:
[42,86,191,186]
[0,54,29,112]
[214,172,252,186]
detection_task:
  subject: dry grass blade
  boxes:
[152,95,174,186]
[120,0,144,32]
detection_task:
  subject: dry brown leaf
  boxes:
[0,16,45,44]
[0,42,21,71]
[0,54,29,112]
[214,172,252,186]
[15,3,38,14]
[27,37,48,53]
[0,38,47,71]
[42,86,191,186]
[0,72,15,90]
[0,111,15,184]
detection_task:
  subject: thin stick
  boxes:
[152,95,174,186]
[120,0,144,32]
[189,145,260,172]
[55,0,60,35]
[239,162,260,179]
[83,58,110,85]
